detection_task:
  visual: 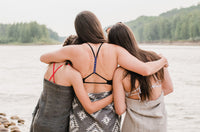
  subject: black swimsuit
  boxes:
[69,43,120,132]
[82,43,112,85]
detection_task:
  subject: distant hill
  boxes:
[125,4,200,43]
[0,21,64,44]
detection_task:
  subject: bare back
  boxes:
[41,42,167,93]
[44,62,77,86]
[122,71,163,101]
[69,43,118,93]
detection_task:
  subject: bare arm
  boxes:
[162,68,173,96]
[117,46,168,76]
[113,67,126,115]
[70,70,113,114]
[40,45,76,64]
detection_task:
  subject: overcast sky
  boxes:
[0,0,199,36]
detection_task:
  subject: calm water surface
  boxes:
[0,44,200,132]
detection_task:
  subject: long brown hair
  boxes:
[108,23,164,101]
[75,11,106,44]
[63,35,80,47]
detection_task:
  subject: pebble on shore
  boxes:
[0,113,25,132]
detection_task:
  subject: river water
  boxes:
[0,44,200,132]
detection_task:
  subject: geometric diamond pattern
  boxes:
[112,120,120,132]
[70,114,79,132]
[69,92,120,132]
[86,122,104,132]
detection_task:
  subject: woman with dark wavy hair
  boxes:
[40,11,168,132]
[108,23,173,132]
[30,35,113,132]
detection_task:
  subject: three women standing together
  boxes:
[31,10,173,132]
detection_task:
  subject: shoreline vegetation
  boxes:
[0,21,65,45]
[0,41,62,46]
[1,4,200,46]
[140,41,200,46]
[125,4,200,44]
[0,41,200,46]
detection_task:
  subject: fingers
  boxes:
[159,54,169,68]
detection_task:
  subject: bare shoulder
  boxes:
[105,43,128,53]
[62,65,82,78]
[62,44,83,53]
[104,43,120,48]
[46,62,65,71]
[44,62,65,79]
[103,43,123,55]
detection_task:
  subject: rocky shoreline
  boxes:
[0,113,25,132]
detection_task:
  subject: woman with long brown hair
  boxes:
[109,23,173,132]
[30,35,113,132]
[40,11,168,131]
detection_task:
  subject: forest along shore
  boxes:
[0,41,200,46]
[140,41,200,46]
[0,113,25,132]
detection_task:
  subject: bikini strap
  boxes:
[126,86,141,100]
[87,43,103,73]
[83,43,112,85]
[49,63,64,83]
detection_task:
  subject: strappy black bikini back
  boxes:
[82,43,112,85]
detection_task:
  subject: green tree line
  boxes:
[0,21,61,44]
[126,4,200,43]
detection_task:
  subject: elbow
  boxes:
[85,107,96,114]
[163,86,174,96]
[115,107,126,116]
[40,55,48,64]
[87,110,94,114]
[167,83,174,94]
[169,86,174,94]
[40,55,45,62]
[142,69,151,76]
[141,65,153,76]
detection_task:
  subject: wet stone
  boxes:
[3,122,9,128]
[0,113,6,117]
[10,116,20,120]
[0,118,9,124]
[3,121,16,128]
[9,122,16,126]
[0,128,9,132]
[11,130,21,132]
[17,119,25,124]
[0,113,23,132]
[10,126,19,131]
[10,126,21,132]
